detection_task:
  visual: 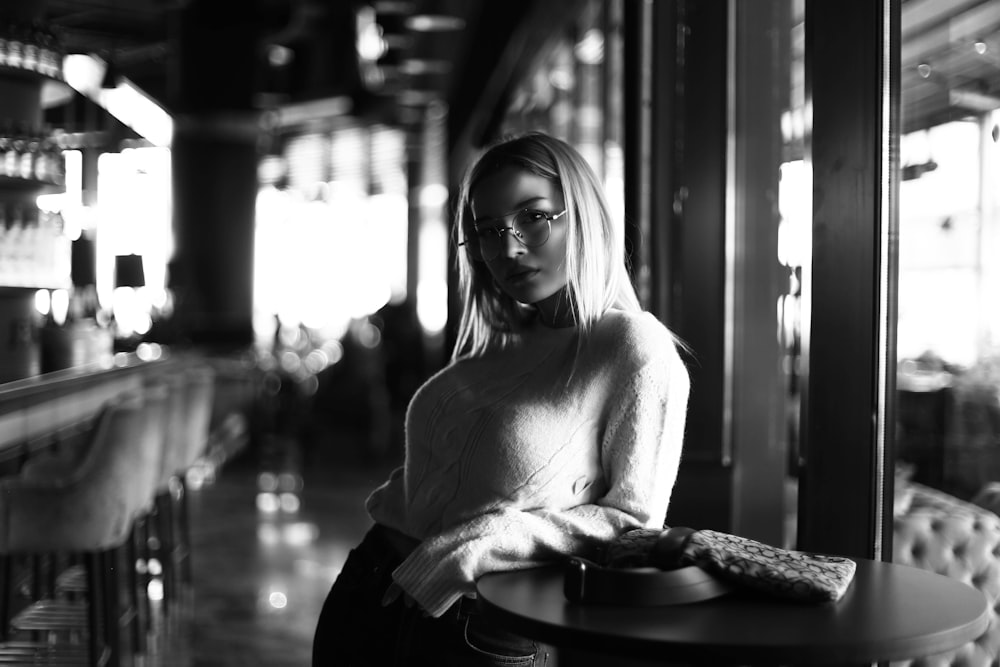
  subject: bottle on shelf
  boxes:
[5,123,22,179]
[0,125,10,176]
[49,142,65,185]
[0,204,8,284]
[21,206,39,286]
[6,24,24,70]
[39,31,57,78]
[21,132,37,181]
[23,24,39,73]
[7,205,25,285]
[34,135,50,183]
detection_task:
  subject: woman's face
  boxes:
[470,166,569,309]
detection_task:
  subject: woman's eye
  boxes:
[520,210,547,224]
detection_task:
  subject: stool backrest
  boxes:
[133,381,169,513]
[181,366,216,470]
[157,370,189,488]
[0,390,163,554]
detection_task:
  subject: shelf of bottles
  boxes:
[0,123,66,188]
[0,205,70,289]
[0,20,66,82]
[0,125,70,289]
[0,16,70,291]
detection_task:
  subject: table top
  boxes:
[476,559,991,665]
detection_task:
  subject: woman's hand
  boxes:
[381,582,423,613]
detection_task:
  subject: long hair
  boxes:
[451,132,641,361]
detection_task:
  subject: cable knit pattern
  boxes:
[366,309,690,617]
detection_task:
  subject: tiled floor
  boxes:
[172,428,401,667]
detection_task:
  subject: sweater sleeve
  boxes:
[392,353,690,617]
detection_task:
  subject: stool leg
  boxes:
[102,548,122,667]
[155,490,175,616]
[126,522,146,656]
[30,554,43,600]
[85,552,103,667]
[0,554,10,640]
[138,512,156,640]
[177,475,193,586]
[32,554,47,644]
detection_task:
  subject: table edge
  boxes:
[476,563,992,665]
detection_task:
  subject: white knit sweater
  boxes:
[365,309,690,617]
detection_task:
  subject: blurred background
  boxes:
[1,0,999,664]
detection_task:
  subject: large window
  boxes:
[896,1,1000,501]
[253,123,409,343]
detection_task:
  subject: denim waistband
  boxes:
[441,594,480,622]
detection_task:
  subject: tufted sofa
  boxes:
[892,480,1000,666]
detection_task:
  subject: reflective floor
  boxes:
[177,429,399,667]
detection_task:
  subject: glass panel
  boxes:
[896,2,1000,500]
[720,0,808,547]
[893,1,1000,658]
[777,0,808,548]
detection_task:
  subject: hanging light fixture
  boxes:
[405,13,465,32]
[404,0,466,32]
[114,254,146,288]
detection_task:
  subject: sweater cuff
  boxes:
[392,545,470,618]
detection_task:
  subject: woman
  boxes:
[312,132,690,666]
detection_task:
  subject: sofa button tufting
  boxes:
[893,481,1000,664]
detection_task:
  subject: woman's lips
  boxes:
[506,268,540,285]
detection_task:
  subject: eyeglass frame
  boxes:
[458,208,568,261]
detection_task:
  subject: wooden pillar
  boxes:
[797,0,899,559]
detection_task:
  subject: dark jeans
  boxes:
[312,525,547,666]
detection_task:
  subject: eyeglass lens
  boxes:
[475,210,552,260]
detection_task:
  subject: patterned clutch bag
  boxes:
[600,527,857,603]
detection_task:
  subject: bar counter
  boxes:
[0,348,255,473]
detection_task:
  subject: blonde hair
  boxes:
[451,132,641,361]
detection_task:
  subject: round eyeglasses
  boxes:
[459,208,567,262]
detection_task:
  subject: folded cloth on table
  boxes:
[602,527,857,603]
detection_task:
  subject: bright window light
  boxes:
[417,215,448,334]
[254,185,397,337]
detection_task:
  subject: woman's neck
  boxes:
[534,289,576,328]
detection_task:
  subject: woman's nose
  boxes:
[500,228,525,257]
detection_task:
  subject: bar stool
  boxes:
[0,386,167,666]
[43,382,172,657]
[145,369,188,618]
[145,365,216,615]
[175,365,216,586]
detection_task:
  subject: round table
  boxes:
[476,559,991,665]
